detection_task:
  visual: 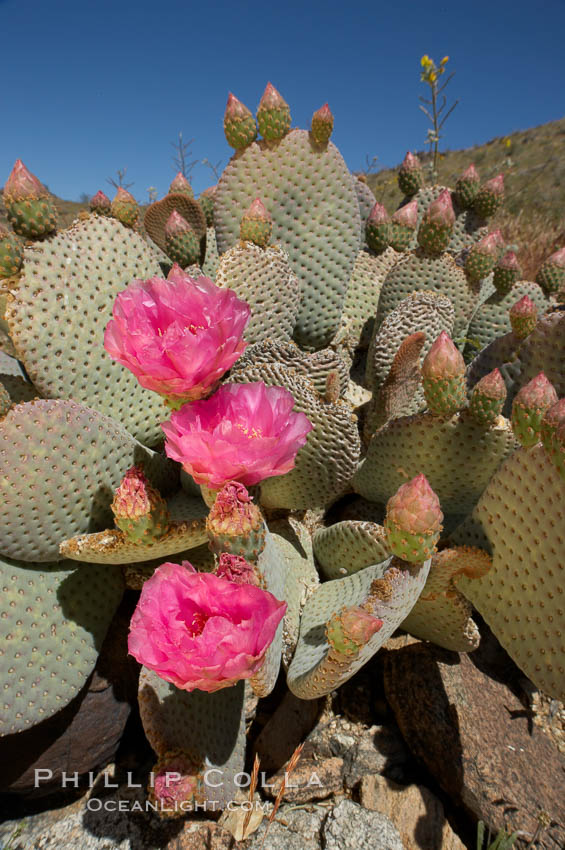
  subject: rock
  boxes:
[383,639,565,849]
[0,593,139,796]
[265,756,343,804]
[323,799,405,850]
[360,774,466,850]
[241,803,325,850]
[253,692,321,771]
[170,821,233,849]
[343,724,410,788]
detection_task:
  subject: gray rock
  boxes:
[242,804,325,850]
[343,724,410,788]
[323,800,405,850]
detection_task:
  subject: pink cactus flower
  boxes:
[162,381,313,488]
[128,561,287,692]
[104,272,250,401]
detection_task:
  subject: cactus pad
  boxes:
[342,247,399,349]
[313,520,390,579]
[144,194,207,264]
[0,399,177,562]
[5,215,174,444]
[214,130,361,349]
[215,242,300,344]
[466,281,549,354]
[0,556,124,734]
[397,185,488,254]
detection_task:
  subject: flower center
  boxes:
[234,423,263,439]
[185,610,208,637]
[186,323,204,335]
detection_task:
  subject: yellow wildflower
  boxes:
[441,56,449,64]
[421,55,432,67]
[429,71,437,82]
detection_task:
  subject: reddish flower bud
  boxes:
[512,372,558,447]
[4,159,48,202]
[240,197,272,247]
[470,368,507,425]
[311,103,334,145]
[224,92,257,149]
[169,172,193,196]
[89,190,111,214]
[536,246,565,295]
[509,295,538,339]
[384,474,443,563]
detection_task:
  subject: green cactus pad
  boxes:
[122,542,216,589]
[138,668,246,809]
[231,339,349,399]
[366,290,455,403]
[201,227,220,280]
[466,281,549,355]
[354,410,517,516]
[229,361,360,510]
[375,250,477,341]
[504,311,565,405]
[397,185,488,254]
[214,129,361,350]
[0,399,178,562]
[215,242,300,344]
[286,556,430,699]
[452,446,565,701]
[269,518,319,668]
[4,216,174,444]
[144,194,207,264]
[60,491,208,563]
[400,546,491,651]
[249,531,286,697]
[6,198,58,239]
[353,178,377,246]
[341,247,399,349]
[0,230,23,278]
[313,520,390,580]
[0,556,124,734]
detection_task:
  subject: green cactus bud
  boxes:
[493,250,521,294]
[384,474,443,563]
[365,203,391,254]
[536,247,565,295]
[417,189,455,255]
[469,368,507,425]
[310,103,334,145]
[3,159,57,238]
[511,372,558,448]
[110,187,139,227]
[111,465,171,544]
[223,93,257,149]
[509,294,538,339]
[390,200,418,251]
[257,82,291,141]
[206,481,266,560]
[472,174,504,219]
[454,163,480,208]
[0,223,23,278]
[199,186,216,227]
[398,151,424,196]
[239,198,272,247]
[326,605,383,657]
[169,172,194,197]
[465,230,504,282]
[540,398,565,480]
[421,331,467,416]
[164,210,200,267]
[89,190,111,215]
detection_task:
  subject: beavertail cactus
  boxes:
[326,606,383,657]
[390,199,418,251]
[199,186,216,227]
[0,224,23,278]
[469,368,507,425]
[511,372,558,447]
[493,251,521,294]
[164,211,200,267]
[536,246,565,295]
[311,103,334,145]
[454,163,480,208]
[509,294,538,339]
[365,203,391,253]
[89,189,111,215]
[169,172,194,197]
[257,82,291,140]
[473,174,504,219]
[3,159,57,238]
[384,474,443,563]
[111,187,139,227]
[111,465,170,543]
[417,189,455,254]
[223,93,257,149]
[239,198,272,247]
[149,750,204,817]
[398,151,423,196]
[421,331,467,416]
[465,230,504,282]
[206,481,265,559]
[541,398,565,480]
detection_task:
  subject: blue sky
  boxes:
[1,0,564,202]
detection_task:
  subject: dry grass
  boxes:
[494,209,565,280]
